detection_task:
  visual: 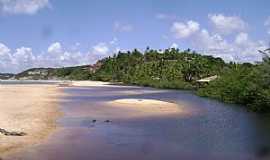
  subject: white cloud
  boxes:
[88,41,120,61]
[13,47,35,70]
[0,0,50,15]
[114,21,133,32]
[0,43,12,72]
[193,29,234,61]
[192,29,266,62]
[92,43,109,55]
[170,16,266,62]
[235,32,248,45]
[47,42,62,54]
[0,39,120,73]
[208,14,247,34]
[0,43,11,56]
[171,20,200,38]
[170,43,179,49]
[109,37,118,45]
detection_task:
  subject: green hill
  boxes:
[0,73,14,80]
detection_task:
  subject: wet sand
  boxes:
[0,84,62,156]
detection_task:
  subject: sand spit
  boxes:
[71,81,111,87]
[0,85,62,155]
[107,99,187,117]
[70,81,142,89]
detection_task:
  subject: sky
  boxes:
[0,0,270,73]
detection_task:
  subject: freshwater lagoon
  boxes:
[5,84,270,160]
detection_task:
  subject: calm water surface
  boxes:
[6,85,270,160]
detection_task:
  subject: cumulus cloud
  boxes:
[192,29,234,61]
[88,41,119,62]
[192,30,266,62]
[170,15,266,62]
[114,21,133,32]
[0,43,12,72]
[47,42,62,54]
[0,0,50,15]
[171,20,200,38]
[0,39,120,73]
[13,47,35,71]
[208,14,247,34]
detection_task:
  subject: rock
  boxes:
[92,119,97,123]
[0,128,26,136]
[104,120,111,123]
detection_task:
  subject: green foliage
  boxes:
[198,57,270,113]
[55,66,92,80]
[92,48,226,90]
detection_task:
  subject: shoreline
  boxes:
[0,84,63,156]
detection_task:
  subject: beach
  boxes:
[0,84,62,155]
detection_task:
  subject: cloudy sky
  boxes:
[0,0,270,73]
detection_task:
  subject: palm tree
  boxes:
[258,42,270,54]
[258,48,270,55]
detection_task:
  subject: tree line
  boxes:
[91,47,270,113]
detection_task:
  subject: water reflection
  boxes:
[7,85,270,160]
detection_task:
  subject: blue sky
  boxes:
[0,0,270,73]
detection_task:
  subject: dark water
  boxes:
[7,85,270,160]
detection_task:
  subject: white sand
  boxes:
[0,85,62,155]
[70,81,142,89]
[71,81,111,87]
[107,98,187,117]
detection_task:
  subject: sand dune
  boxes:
[0,85,62,155]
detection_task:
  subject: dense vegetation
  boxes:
[92,48,226,89]
[3,47,270,113]
[54,65,92,80]
[198,55,270,113]
[92,48,270,113]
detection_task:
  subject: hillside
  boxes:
[13,63,102,80]
[0,73,15,80]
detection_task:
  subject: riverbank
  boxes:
[0,84,62,156]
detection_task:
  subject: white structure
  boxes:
[197,75,218,83]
